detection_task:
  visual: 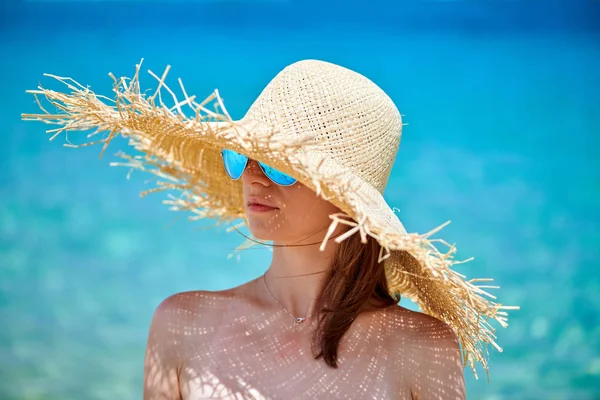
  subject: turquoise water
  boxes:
[1,1,599,399]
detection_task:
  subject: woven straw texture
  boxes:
[22,59,517,378]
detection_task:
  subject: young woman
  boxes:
[23,58,515,400]
[142,156,466,399]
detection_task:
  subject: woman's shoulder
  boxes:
[156,288,233,307]
[382,305,466,398]
[150,279,260,324]
[383,304,458,343]
[371,304,462,360]
[152,287,240,319]
[146,288,244,356]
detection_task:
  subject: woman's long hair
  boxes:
[312,232,399,368]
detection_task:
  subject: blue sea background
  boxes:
[1,0,599,399]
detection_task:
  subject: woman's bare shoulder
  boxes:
[151,279,260,323]
[151,287,249,328]
[155,289,236,312]
[383,305,466,399]
[384,304,458,342]
[143,288,247,400]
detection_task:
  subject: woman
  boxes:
[22,59,515,399]
[143,161,466,399]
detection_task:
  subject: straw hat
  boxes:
[22,59,517,377]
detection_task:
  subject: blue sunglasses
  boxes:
[221,149,297,186]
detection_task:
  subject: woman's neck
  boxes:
[263,238,339,319]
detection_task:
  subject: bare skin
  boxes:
[144,160,466,399]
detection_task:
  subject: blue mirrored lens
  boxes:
[222,149,248,180]
[259,162,297,186]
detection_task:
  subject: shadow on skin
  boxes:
[143,289,466,400]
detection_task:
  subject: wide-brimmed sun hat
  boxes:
[22,59,517,378]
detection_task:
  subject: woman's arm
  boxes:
[144,295,183,400]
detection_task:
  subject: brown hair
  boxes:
[312,231,400,368]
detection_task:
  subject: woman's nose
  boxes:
[241,159,271,187]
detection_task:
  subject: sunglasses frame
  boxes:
[220,149,297,187]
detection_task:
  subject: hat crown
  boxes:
[244,59,402,193]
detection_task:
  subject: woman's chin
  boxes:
[247,225,296,244]
[246,225,279,242]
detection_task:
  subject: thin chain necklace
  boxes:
[262,273,315,329]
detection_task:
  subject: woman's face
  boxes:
[241,159,340,244]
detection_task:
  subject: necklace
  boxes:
[262,273,315,328]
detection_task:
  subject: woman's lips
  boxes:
[247,203,278,213]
